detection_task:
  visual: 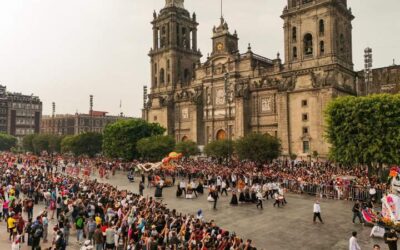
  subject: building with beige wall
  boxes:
[143,0,394,158]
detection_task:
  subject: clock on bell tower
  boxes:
[211,17,238,56]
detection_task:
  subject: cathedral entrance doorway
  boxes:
[216,129,226,140]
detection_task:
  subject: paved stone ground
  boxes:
[0,171,390,250]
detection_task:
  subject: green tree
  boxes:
[22,134,36,152]
[0,133,17,151]
[32,134,50,154]
[103,119,165,161]
[175,140,200,158]
[29,134,63,154]
[289,153,297,161]
[204,139,234,163]
[48,135,63,153]
[235,133,281,165]
[137,135,175,162]
[325,94,400,175]
[60,135,76,154]
[71,132,103,157]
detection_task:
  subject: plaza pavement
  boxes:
[0,171,390,250]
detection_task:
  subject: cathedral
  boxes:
[142,0,397,158]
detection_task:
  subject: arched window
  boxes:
[154,77,157,87]
[339,34,345,53]
[293,46,298,59]
[184,69,190,82]
[320,41,325,54]
[154,63,157,74]
[292,27,297,41]
[167,74,170,84]
[292,0,297,8]
[319,20,325,35]
[167,60,170,70]
[304,33,313,56]
[159,68,165,84]
[160,27,166,48]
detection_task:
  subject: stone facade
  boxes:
[0,85,42,139]
[41,111,127,136]
[143,0,397,158]
[359,64,400,94]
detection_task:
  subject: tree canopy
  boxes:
[0,133,17,151]
[175,140,200,158]
[137,135,175,162]
[204,139,234,163]
[325,94,400,168]
[61,132,103,157]
[102,119,165,161]
[23,134,63,154]
[235,133,281,164]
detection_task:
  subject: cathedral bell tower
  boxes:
[145,0,202,137]
[282,0,354,71]
[149,0,202,90]
[211,17,239,56]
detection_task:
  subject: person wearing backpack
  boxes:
[54,230,67,250]
[31,217,44,250]
[76,213,86,244]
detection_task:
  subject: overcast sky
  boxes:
[0,0,399,117]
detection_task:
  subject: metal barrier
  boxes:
[281,180,385,202]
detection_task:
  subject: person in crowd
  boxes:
[384,228,398,250]
[373,244,381,250]
[352,201,364,224]
[256,190,263,209]
[313,200,324,224]
[139,180,145,196]
[75,213,86,244]
[349,231,361,250]
[93,224,104,250]
[230,190,238,206]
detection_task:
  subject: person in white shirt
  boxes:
[220,180,228,196]
[349,231,361,250]
[313,200,324,223]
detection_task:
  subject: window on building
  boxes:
[303,127,309,135]
[319,20,325,35]
[154,116,157,121]
[302,113,308,121]
[303,141,310,153]
[274,131,278,138]
[320,41,325,54]
[292,27,297,41]
[340,34,345,53]
[167,74,171,84]
[304,33,313,56]
[293,47,298,59]
[167,60,170,70]
[154,63,157,74]
[159,68,165,84]
[301,100,308,107]
[184,69,190,82]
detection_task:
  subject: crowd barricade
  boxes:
[281,180,385,202]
